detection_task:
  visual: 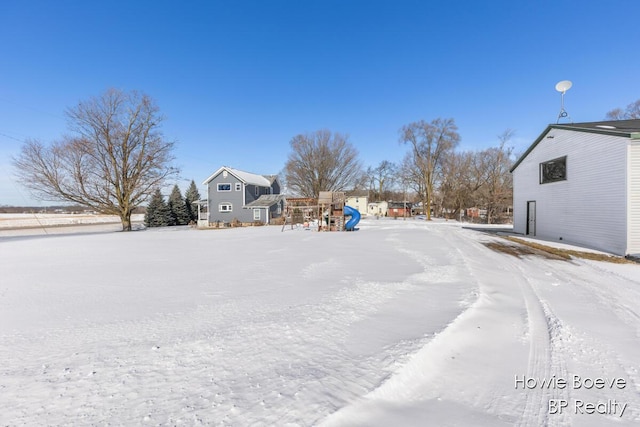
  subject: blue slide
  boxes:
[344,205,361,231]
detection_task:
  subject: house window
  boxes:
[255,186,259,196]
[235,183,242,191]
[540,156,567,184]
[217,183,231,192]
[219,203,232,212]
[277,203,282,215]
[253,209,261,220]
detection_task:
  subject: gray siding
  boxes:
[244,184,272,205]
[206,170,282,224]
[207,173,254,223]
[271,180,281,195]
[250,206,265,223]
[513,129,628,255]
[269,200,283,221]
[247,201,283,224]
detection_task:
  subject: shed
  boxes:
[510,119,640,256]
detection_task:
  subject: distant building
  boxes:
[387,201,412,217]
[368,201,388,217]
[345,190,368,216]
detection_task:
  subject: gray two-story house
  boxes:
[202,166,284,225]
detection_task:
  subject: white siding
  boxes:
[346,196,368,216]
[513,129,628,255]
[627,142,640,255]
[512,171,527,234]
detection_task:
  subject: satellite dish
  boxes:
[555,80,573,123]
[555,80,573,93]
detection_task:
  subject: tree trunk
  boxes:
[121,211,133,231]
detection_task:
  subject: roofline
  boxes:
[510,122,637,173]
[203,166,281,187]
[202,166,230,185]
[243,195,286,209]
[265,175,280,186]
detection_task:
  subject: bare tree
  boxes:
[284,130,362,198]
[366,160,397,201]
[476,129,514,224]
[439,150,484,219]
[13,89,178,230]
[400,152,425,203]
[606,99,640,120]
[399,118,460,220]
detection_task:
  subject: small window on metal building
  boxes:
[540,156,567,184]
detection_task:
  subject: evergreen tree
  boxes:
[168,184,190,225]
[145,188,170,227]
[184,179,201,223]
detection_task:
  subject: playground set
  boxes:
[282,191,361,232]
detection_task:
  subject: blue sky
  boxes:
[1,0,639,206]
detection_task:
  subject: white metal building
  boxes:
[510,119,640,256]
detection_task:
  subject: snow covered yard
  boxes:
[1,218,639,426]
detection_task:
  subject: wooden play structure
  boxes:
[318,191,346,231]
[283,191,357,232]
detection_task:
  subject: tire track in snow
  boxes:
[451,232,639,426]
[514,265,569,427]
[451,230,571,425]
[488,237,640,425]
[519,257,640,423]
[419,228,572,425]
